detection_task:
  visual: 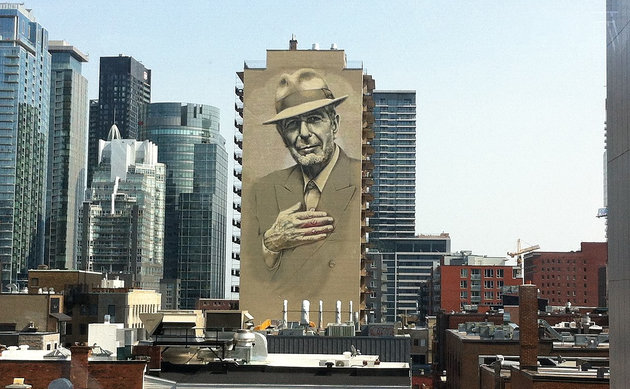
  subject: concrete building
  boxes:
[524,242,607,308]
[87,55,151,187]
[0,4,51,289]
[79,128,165,291]
[429,252,521,314]
[369,90,417,241]
[45,41,89,271]
[369,234,451,323]
[606,2,630,387]
[142,102,227,308]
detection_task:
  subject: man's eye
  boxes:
[306,116,323,123]
[284,120,298,129]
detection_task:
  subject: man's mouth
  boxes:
[297,144,321,154]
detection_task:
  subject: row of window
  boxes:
[460,268,505,278]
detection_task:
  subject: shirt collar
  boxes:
[302,145,340,193]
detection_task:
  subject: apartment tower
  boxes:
[45,41,88,270]
[0,4,51,289]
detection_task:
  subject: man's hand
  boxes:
[263,202,334,253]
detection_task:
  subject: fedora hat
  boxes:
[263,68,348,125]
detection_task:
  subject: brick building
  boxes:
[429,252,521,314]
[0,345,146,389]
[524,242,607,307]
[443,285,609,389]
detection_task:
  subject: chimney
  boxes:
[289,34,297,50]
[70,345,92,389]
[519,284,538,371]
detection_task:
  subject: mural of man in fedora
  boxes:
[246,68,361,297]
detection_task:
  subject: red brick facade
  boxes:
[524,242,607,307]
[0,346,146,389]
[433,264,521,314]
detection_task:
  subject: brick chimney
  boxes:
[519,283,538,371]
[289,34,297,50]
[70,345,92,389]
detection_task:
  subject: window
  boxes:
[460,291,468,299]
[460,280,467,288]
[80,324,87,335]
[484,280,494,289]
[484,291,494,300]
[460,269,468,278]
[484,269,494,277]
[471,269,480,276]
[496,269,504,278]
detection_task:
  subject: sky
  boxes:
[26,0,606,257]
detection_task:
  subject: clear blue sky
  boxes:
[28,0,606,257]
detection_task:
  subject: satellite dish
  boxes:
[48,378,73,389]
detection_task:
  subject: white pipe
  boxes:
[283,300,288,327]
[336,300,342,324]
[349,301,353,322]
[301,300,310,326]
[319,300,323,329]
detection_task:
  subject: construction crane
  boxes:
[507,238,540,284]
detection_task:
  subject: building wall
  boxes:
[606,2,630,386]
[375,235,451,322]
[445,330,609,389]
[0,5,51,288]
[239,48,364,324]
[370,91,416,241]
[0,359,145,389]
[87,55,151,186]
[46,42,88,271]
[437,264,520,313]
[28,269,103,294]
[0,294,63,332]
[141,102,225,289]
[81,139,165,291]
[524,242,607,307]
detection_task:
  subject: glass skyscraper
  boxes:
[45,40,88,270]
[87,55,151,187]
[0,4,51,289]
[142,103,227,308]
[370,91,417,241]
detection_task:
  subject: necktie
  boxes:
[305,180,321,211]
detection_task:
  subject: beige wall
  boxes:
[0,294,63,332]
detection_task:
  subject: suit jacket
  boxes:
[241,147,361,320]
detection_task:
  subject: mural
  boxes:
[240,51,363,324]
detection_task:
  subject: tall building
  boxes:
[142,102,227,308]
[370,234,451,323]
[524,242,607,308]
[78,126,164,291]
[87,55,151,186]
[606,2,630,386]
[370,91,417,241]
[237,37,374,323]
[45,41,88,270]
[0,4,51,289]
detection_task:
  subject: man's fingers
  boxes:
[295,210,329,220]
[299,224,334,236]
[297,232,328,242]
[299,216,334,228]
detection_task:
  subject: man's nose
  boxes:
[299,120,311,138]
